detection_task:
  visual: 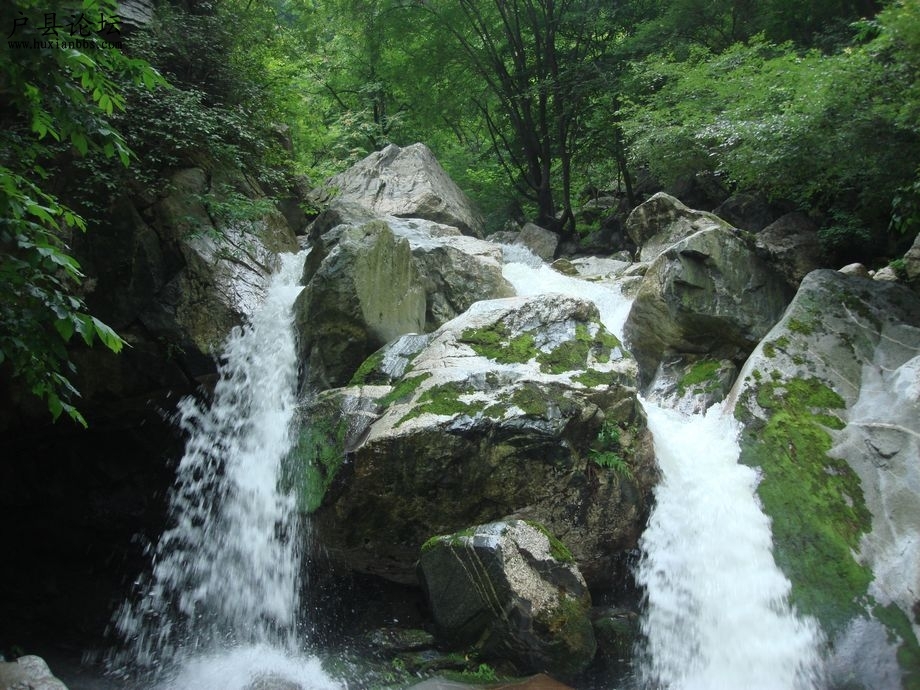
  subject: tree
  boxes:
[415,0,619,239]
[0,0,163,425]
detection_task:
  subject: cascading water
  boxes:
[635,403,824,689]
[109,251,340,690]
[500,248,825,689]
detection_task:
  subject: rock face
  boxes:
[295,216,514,388]
[0,655,68,690]
[294,220,427,389]
[754,211,824,290]
[385,217,515,331]
[712,191,774,232]
[730,270,920,688]
[302,293,657,587]
[318,143,485,237]
[516,222,560,261]
[625,192,732,262]
[419,520,596,678]
[624,225,791,386]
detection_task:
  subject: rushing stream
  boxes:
[109,251,340,690]
[500,249,826,689]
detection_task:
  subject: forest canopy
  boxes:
[2,0,919,422]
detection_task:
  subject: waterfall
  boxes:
[110,251,340,690]
[501,254,825,689]
[635,402,824,689]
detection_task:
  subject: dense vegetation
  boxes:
[2,0,919,421]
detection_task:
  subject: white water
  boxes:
[501,254,825,689]
[636,402,824,690]
[111,251,341,689]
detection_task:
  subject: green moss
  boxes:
[378,372,431,408]
[738,377,872,634]
[348,349,386,385]
[762,341,777,358]
[525,520,575,563]
[537,322,622,374]
[396,380,485,425]
[787,318,814,335]
[573,369,612,388]
[872,603,920,690]
[539,338,590,374]
[285,415,348,513]
[676,358,722,396]
[421,526,477,553]
[460,324,536,364]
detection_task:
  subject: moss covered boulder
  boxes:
[730,269,920,689]
[418,520,596,678]
[304,293,657,587]
[624,225,791,386]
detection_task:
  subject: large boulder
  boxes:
[0,655,68,690]
[624,192,733,262]
[624,226,791,386]
[730,270,920,689]
[419,520,596,678]
[299,294,657,587]
[318,143,485,237]
[386,217,515,330]
[712,191,775,232]
[294,220,427,389]
[754,211,824,290]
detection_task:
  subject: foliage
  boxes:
[589,420,633,478]
[621,4,920,261]
[0,0,163,424]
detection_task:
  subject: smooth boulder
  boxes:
[624,225,791,386]
[318,143,485,237]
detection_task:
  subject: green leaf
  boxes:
[91,317,125,353]
[54,318,75,342]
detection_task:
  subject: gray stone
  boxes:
[386,217,515,330]
[713,192,775,232]
[305,294,657,587]
[517,222,559,261]
[839,262,870,278]
[294,220,427,389]
[755,212,824,289]
[624,192,732,262]
[318,143,485,237]
[730,270,920,682]
[419,520,596,677]
[0,655,68,690]
[624,226,791,385]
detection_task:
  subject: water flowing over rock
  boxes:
[316,143,485,237]
[418,520,596,678]
[624,224,791,387]
[730,269,920,689]
[624,192,732,262]
[301,293,657,587]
